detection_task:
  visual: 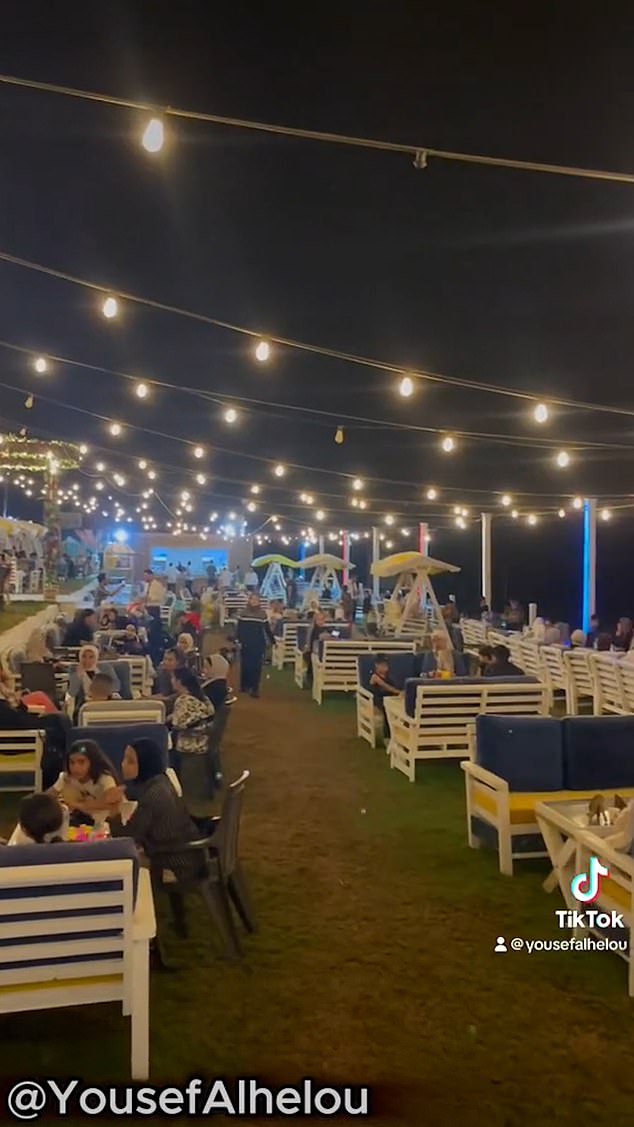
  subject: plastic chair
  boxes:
[150,770,254,960]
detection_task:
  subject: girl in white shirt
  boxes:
[49,739,123,826]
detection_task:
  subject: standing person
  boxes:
[586,614,601,649]
[63,609,97,648]
[244,565,259,591]
[233,565,243,587]
[166,561,178,591]
[236,592,274,698]
[206,560,218,586]
[341,585,355,623]
[142,569,165,620]
[218,566,232,592]
[285,570,298,609]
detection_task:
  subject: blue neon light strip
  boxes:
[582,499,591,633]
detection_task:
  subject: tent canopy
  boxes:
[302,554,353,570]
[371,551,460,579]
[251,554,297,568]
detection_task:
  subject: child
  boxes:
[8,792,68,844]
[88,671,117,703]
[49,740,123,826]
[369,654,401,741]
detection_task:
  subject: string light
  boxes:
[24,394,33,409]
[400,527,410,536]
[384,514,395,525]
[135,382,150,399]
[246,501,257,512]
[148,470,157,480]
[527,513,537,526]
[79,444,88,455]
[601,508,612,521]
[102,296,118,319]
[533,402,549,424]
[511,509,519,519]
[33,356,47,374]
[109,422,122,436]
[385,539,394,548]
[555,450,570,468]
[96,461,105,472]
[572,497,583,510]
[441,436,455,453]
[224,407,238,424]
[426,487,438,500]
[558,508,566,518]
[250,484,260,494]
[141,117,164,153]
[113,473,126,486]
[359,499,367,509]
[501,494,512,506]
[138,459,147,470]
[454,517,465,529]
[334,426,344,444]
[352,478,364,491]
[196,473,207,485]
[193,445,205,459]
[398,376,414,398]
[274,463,286,477]
[255,339,270,363]
[315,509,325,521]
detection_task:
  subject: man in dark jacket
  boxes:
[236,593,274,698]
[484,644,523,677]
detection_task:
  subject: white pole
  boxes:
[371,526,380,600]
[342,530,349,585]
[318,534,325,555]
[582,497,597,631]
[481,512,492,606]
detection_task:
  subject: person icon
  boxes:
[494,936,507,953]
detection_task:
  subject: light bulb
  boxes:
[558,508,566,518]
[501,494,512,507]
[401,527,410,536]
[224,407,238,424]
[305,493,314,505]
[196,473,207,485]
[113,474,126,487]
[135,382,150,399]
[109,423,122,437]
[441,436,455,453]
[534,402,549,424]
[351,497,359,508]
[79,444,88,455]
[250,484,260,494]
[398,376,414,398]
[315,509,325,521]
[247,501,257,512]
[96,461,105,472]
[335,426,344,444]
[426,487,438,501]
[453,505,462,515]
[455,517,465,529]
[193,445,205,459]
[102,295,118,319]
[555,450,570,468]
[384,514,395,525]
[352,478,364,491]
[33,356,47,374]
[255,339,270,363]
[386,539,394,548]
[141,117,164,153]
[511,509,519,519]
[25,394,34,409]
[601,508,611,521]
[96,481,104,491]
[527,513,537,526]
[148,470,156,480]
[359,499,367,509]
[572,497,583,510]
[274,463,286,477]
[138,459,147,470]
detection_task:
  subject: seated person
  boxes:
[68,645,121,721]
[484,643,523,677]
[119,624,147,656]
[154,648,182,697]
[369,655,401,733]
[49,739,123,828]
[176,632,197,668]
[87,671,120,703]
[422,632,456,678]
[9,792,68,845]
[477,644,494,674]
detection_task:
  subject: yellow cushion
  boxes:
[472,785,634,826]
[0,753,36,766]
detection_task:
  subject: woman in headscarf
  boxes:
[68,644,120,722]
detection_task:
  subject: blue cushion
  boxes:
[356,653,418,692]
[316,626,352,659]
[418,652,469,677]
[69,723,168,774]
[563,716,634,790]
[403,675,539,717]
[296,625,310,650]
[0,837,140,903]
[475,716,564,791]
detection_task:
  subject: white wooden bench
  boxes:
[539,645,568,710]
[79,700,166,726]
[461,619,487,649]
[312,639,416,705]
[387,679,548,781]
[0,850,155,1077]
[0,730,43,792]
[562,648,595,714]
[273,621,301,669]
[115,656,152,698]
[590,653,626,714]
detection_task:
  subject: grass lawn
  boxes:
[0,669,633,1125]
[58,577,95,595]
[0,601,48,633]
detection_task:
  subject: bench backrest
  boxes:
[69,723,168,774]
[590,653,625,711]
[0,840,139,1009]
[507,634,525,671]
[356,653,418,692]
[78,700,166,727]
[618,659,634,712]
[562,647,594,698]
[519,639,541,678]
[461,619,487,648]
[540,645,567,690]
[319,639,414,664]
[405,676,543,718]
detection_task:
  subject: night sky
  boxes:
[0,1,633,623]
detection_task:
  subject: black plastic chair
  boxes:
[150,769,255,960]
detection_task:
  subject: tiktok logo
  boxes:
[570,855,609,903]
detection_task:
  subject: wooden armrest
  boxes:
[460,761,509,791]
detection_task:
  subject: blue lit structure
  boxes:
[582,498,596,632]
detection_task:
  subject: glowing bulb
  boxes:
[501,494,512,507]
[441,436,455,453]
[558,508,566,518]
[359,499,367,509]
[315,509,325,521]
[398,376,414,398]
[181,491,191,502]
[385,539,394,548]
[305,493,314,505]
[79,444,88,455]
[511,509,519,519]
[453,506,461,515]
[426,488,438,501]
[113,473,126,487]
[572,497,583,510]
[193,445,205,459]
[454,517,465,529]
[351,498,359,508]
[96,461,105,472]
[335,426,344,444]
[147,470,156,480]
[384,514,395,526]
[135,382,150,400]
[109,422,122,437]
[196,473,207,485]
[250,484,260,494]
[224,407,238,424]
[601,508,611,521]
[247,501,257,512]
[24,394,33,409]
[255,339,270,363]
[527,513,537,526]
[274,463,286,477]
[102,296,118,319]
[33,356,47,374]
[96,481,104,491]
[534,402,549,424]
[555,450,570,468]
[142,117,164,153]
[401,528,410,536]
[138,459,147,470]
[352,478,364,491]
